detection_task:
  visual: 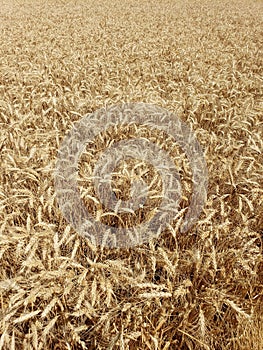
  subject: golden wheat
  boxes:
[0,0,262,349]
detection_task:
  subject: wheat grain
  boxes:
[0,0,262,348]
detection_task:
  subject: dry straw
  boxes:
[0,0,262,349]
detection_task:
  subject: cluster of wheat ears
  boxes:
[0,0,262,349]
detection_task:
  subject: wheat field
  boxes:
[0,0,262,349]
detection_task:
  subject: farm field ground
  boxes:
[0,0,262,349]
